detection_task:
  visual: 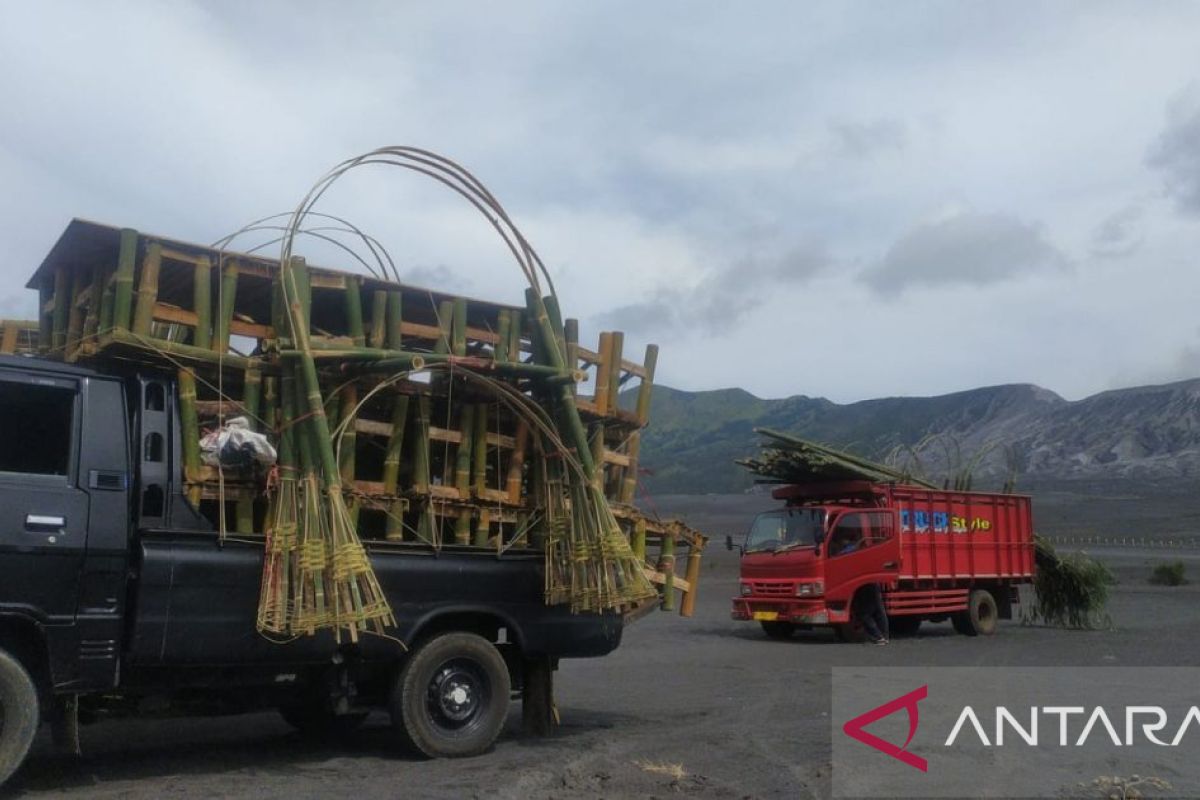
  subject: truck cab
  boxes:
[729,504,900,638]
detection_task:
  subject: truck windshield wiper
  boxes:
[773,542,815,555]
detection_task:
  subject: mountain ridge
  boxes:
[624,378,1200,494]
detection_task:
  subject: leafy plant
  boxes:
[1024,536,1113,629]
[1149,561,1187,586]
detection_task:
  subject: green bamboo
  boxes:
[369,290,387,348]
[454,405,475,495]
[507,310,523,363]
[262,376,278,433]
[632,517,647,563]
[564,318,579,396]
[242,368,262,427]
[235,491,255,534]
[660,534,676,612]
[636,344,659,426]
[177,368,202,507]
[454,509,472,545]
[412,395,431,493]
[590,423,606,493]
[132,242,162,336]
[473,508,490,548]
[99,276,116,335]
[544,295,567,368]
[270,272,284,349]
[495,310,511,363]
[452,298,467,356]
[111,228,138,331]
[106,329,251,371]
[505,420,529,503]
[383,395,410,542]
[607,330,624,413]
[433,299,454,354]
[344,276,365,346]
[525,289,596,478]
[386,290,403,350]
[593,332,612,414]
[472,403,488,497]
[192,256,212,349]
[215,261,239,353]
[50,265,68,353]
[339,382,359,527]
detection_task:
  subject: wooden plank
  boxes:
[355,418,394,437]
[642,567,690,594]
[602,449,632,468]
[153,303,198,326]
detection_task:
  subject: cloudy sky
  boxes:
[3,1,1200,403]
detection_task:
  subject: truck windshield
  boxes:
[744,509,826,553]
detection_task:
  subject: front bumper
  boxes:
[730,597,842,625]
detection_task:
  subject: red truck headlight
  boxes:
[740,583,752,596]
[796,581,824,597]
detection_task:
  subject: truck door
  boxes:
[0,370,89,622]
[822,510,900,602]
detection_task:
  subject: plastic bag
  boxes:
[200,416,278,470]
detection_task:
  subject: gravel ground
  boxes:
[6,495,1200,799]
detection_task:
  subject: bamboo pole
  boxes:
[339,382,359,527]
[98,272,116,335]
[242,368,262,426]
[452,298,467,356]
[507,310,523,363]
[636,344,658,426]
[383,394,410,542]
[506,420,529,504]
[82,264,101,339]
[177,368,202,507]
[387,290,403,350]
[472,403,488,497]
[606,331,624,413]
[111,228,138,331]
[344,276,365,346]
[564,318,579,397]
[132,242,162,337]
[590,423,606,493]
[412,395,431,494]
[659,533,676,612]
[454,508,472,545]
[262,376,278,433]
[433,299,454,354]
[679,542,704,617]
[454,405,475,496]
[495,310,511,363]
[106,329,251,371]
[543,295,566,367]
[593,332,613,415]
[192,256,212,349]
[215,261,239,353]
[474,508,491,548]
[369,290,387,348]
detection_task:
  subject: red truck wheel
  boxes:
[953,590,998,636]
[0,647,39,788]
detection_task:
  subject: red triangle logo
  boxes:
[842,684,929,772]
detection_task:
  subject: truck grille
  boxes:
[751,581,794,597]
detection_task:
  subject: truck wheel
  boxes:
[0,648,39,787]
[391,632,511,758]
[279,701,369,740]
[760,621,796,640]
[953,590,998,636]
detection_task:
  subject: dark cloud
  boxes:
[830,118,907,158]
[862,213,1068,294]
[1090,205,1144,258]
[1147,85,1200,215]
[595,239,831,334]
[403,264,468,293]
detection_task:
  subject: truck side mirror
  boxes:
[725,535,743,555]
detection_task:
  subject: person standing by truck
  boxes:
[853,582,889,645]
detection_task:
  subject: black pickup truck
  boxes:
[0,354,625,786]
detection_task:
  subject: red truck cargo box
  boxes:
[886,486,1035,582]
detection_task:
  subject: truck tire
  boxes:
[953,590,998,636]
[391,632,511,758]
[0,648,39,787]
[760,621,796,640]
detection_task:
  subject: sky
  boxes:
[2,1,1199,403]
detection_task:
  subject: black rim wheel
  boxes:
[426,658,490,734]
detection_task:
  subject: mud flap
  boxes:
[51,695,81,757]
[521,656,558,736]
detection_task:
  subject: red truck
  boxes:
[728,481,1035,640]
